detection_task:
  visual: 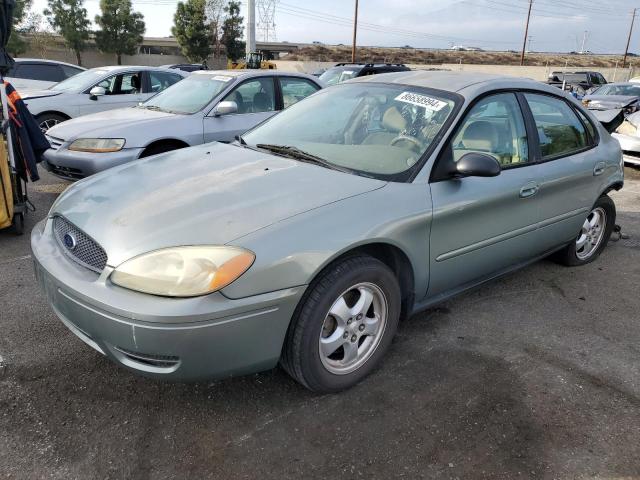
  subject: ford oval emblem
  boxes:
[63,233,77,250]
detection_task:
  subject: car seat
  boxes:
[130,74,141,94]
[252,92,271,112]
[362,106,408,145]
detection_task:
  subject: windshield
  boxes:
[319,67,363,86]
[142,74,234,114]
[50,69,110,92]
[243,83,459,181]
[592,84,640,96]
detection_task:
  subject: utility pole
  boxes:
[351,0,359,63]
[527,35,533,53]
[520,0,533,66]
[247,0,256,58]
[623,8,637,68]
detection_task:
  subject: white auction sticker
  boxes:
[213,75,232,82]
[395,92,448,111]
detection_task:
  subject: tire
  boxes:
[12,212,24,235]
[553,195,616,266]
[139,142,184,158]
[36,113,68,133]
[281,255,401,393]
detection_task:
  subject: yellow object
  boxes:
[0,139,14,230]
[228,52,277,70]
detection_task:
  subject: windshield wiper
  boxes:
[255,144,347,172]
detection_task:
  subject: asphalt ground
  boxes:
[1,167,640,480]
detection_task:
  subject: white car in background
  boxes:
[5,58,85,91]
[20,65,189,132]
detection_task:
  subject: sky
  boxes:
[28,0,640,54]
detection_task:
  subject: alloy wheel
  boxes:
[575,207,607,260]
[318,282,388,375]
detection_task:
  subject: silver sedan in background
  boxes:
[21,66,188,132]
[42,70,323,180]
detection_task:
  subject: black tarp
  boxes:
[0,0,16,76]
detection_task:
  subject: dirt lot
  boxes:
[286,45,635,68]
[1,167,640,479]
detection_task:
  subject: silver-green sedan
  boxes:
[31,72,624,392]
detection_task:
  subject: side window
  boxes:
[223,78,275,114]
[148,71,183,93]
[13,63,65,82]
[451,93,529,167]
[575,108,597,144]
[279,77,320,108]
[95,72,142,95]
[61,65,84,79]
[524,93,588,159]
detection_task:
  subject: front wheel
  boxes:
[36,113,68,133]
[553,195,616,266]
[281,255,401,393]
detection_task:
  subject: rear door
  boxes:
[428,92,544,299]
[203,76,277,143]
[521,92,601,251]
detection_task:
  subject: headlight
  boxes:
[110,246,255,297]
[68,138,125,153]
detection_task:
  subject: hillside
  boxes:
[285,45,633,68]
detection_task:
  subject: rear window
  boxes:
[12,63,65,82]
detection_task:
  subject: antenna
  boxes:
[257,0,278,42]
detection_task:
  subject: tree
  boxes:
[94,0,145,65]
[44,0,91,66]
[7,0,33,56]
[205,0,225,58]
[22,13,55,59]
[221,0,244,62]
[172,0,212,63]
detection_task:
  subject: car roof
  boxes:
[14,58,86,69]
[351,71,561,96]
[192,70,319,80]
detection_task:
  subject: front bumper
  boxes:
[31,219,306,381]
[611,133,640,165]
[42,146,144,180]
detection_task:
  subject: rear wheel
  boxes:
[553,195,615,266]
[36,113,68,133]
[12,212,24,235]
[281,255,401,392]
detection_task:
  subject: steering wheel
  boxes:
[391,134,422,152]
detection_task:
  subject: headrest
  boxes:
[382,106,407,133]
[253,92,270,111]
[461,121,499,152]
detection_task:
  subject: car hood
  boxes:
[47,107,177,141]
[584,95,638,110]
[51,142,386,266]
[19,89,62,100]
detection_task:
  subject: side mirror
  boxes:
[89,86,106,100]
[214,100,238,117]
[455,152,501,178]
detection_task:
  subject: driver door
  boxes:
[203,77,277,143]
[78,71,147,115]
[427,92,544,299]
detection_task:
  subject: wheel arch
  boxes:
[309,241,417,321]
[600,181,623,197]
[35,110,71,121]
[139,138,190,158]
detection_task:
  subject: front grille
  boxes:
[52,216,108,273]
[47,162,85,180]
[46,135,64,151]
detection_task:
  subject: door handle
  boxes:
[519,182,539,198]
[593,161,606,176]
